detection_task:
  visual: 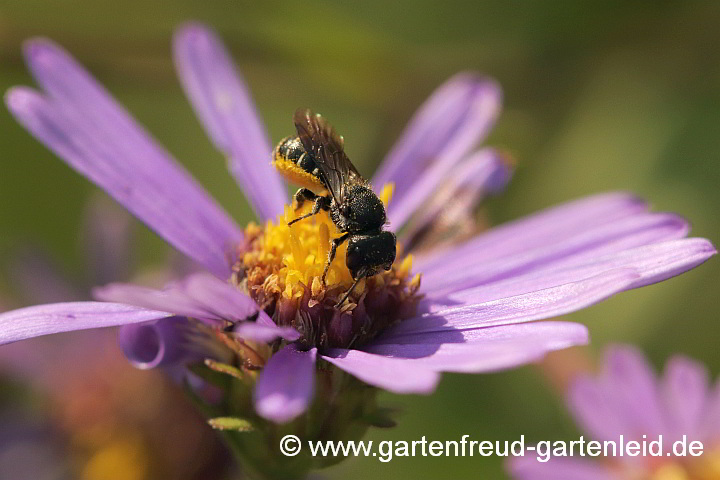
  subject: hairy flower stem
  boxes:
[206,366,385,480]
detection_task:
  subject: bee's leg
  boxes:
[292,188,317,210]
[322,233,350,285]
[288,192,330,226]
[335,276,362,307]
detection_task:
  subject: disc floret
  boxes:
[233,184,421,349]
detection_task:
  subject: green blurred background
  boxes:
[1,1,719,478]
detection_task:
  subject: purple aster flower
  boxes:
[1,21,715,477]
[509,345,720,480]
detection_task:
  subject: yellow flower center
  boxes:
[608,445,720,480]
[649,446,720,480]
[233,183,422,348]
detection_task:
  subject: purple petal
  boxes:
[362,342,552,374]
[373,73,502,211]
[94,272,269,325]
[254,344,316,423]
[438,238,715,308]
[233,322,301,342]
[399,148,512,239]
[416,192,648,273]
[422,212,690,295]
[173,23,287,220]
[373,319,587,346]
[567,345,666,443]
[567,376,631,443]
[0,302,171,345]
[117,316,190,369]
[601,346,667,439]
[81,195,134,285]
[364,321,588,373]
[6,39,243,279]
[321,349,440,394]
[508,455,617,480]
[661,355,710,442]
[386,269,640,337]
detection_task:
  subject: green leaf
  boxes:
[208,417,254,432]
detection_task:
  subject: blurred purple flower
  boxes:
[0,197,230,480]
[0,196,134,385]
[0,22,714,429]
[509,345,720,480]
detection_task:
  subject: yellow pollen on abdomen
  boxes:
[271,159,327,192]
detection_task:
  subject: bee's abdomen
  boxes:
[272,136,326,192]
[274,136,317,175]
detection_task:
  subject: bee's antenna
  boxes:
[335,277,363,308]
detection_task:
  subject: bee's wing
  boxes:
[293,108,362,206]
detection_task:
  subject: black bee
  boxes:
[272,108,396,304]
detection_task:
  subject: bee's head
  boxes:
[346,231,397,280]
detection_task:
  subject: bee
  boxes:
[272,108,396,304]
